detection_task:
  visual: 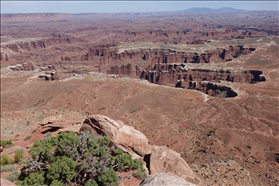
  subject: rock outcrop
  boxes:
[148,145,202,185]
[141,63,265,85]
[140,172,197,186]
[38,65,59,81]
[140,63,265,97]
[79,115,202,185]
[0,52,8,61]
[81,45,255,67]
[9,62,34,71]
[38,116,82,134]
[78,45,256,77]
[80,115,152,157]
[2,37,83,53]
[193,81,238,98]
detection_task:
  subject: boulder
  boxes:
[140,172,197,186]
[38,116,82,134]
[149,145,201,185]
[80,115,152,158]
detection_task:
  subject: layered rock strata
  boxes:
[80,45,256,70]
[79,115,202,185]
[140,63,265,98]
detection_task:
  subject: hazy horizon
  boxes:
[1,1,278,14]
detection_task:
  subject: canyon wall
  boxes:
[140,63,266,98]
[4,37,83,53]
[81,45,256,70]
[140,63,265,86]
[78,45,257,78]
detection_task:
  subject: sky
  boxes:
[1,1,278,14]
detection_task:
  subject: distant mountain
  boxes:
[178,7,247,13]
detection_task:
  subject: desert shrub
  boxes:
[6,171,21,182]
[31,128,38,133]
[97,167,118,186]
[0,139,12,148]
[113,149,144,171]
[14,148,24,153]
[84,180,98,186]
[1,154,13,165]
[17,131,145,186]
[17,171,45,186]
[14,151,24,163]
[49,180,65,186]
[133,168,147,179]
[45,132,51,138]
[0,164,16,172]
[24,135,32,141]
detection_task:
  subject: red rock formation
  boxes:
[107,64,132,75]
[64,56,71,61]
[140,63,265,97]
[0,52,8,61]
[38,64,59,81]
[81,45,255,68]
[3,37,83,54]
[10,62,34,71]
[149,145,202,185]
[140,172,198,186]
[194,81,238,98]
[79,115,201,185]
[141,63,265,86]
[80,115,152,158]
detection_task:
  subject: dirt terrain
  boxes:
[1,11,278,185]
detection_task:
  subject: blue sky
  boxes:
[1,1,278,14]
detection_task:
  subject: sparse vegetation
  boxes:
[0,164,16,173]
[133,168,147,179]
[31,127,38,133]
[14,151,24,163]
[17,131,145,186]
[24,135,32,141]
[14,148,24,153]
[45,132,51,138]
[0,139,13,148]
[6,171,21,182]
[1,154,13,165]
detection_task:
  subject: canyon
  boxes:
[0,38,266,97]
[0,10,278,186]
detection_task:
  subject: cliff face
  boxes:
[78,45,256,77]
[81,45,255,66]
[0,52,8,61]
[140,63,265,85]
[3,37,82,54]
[140,63,266,98]
[9,62,34,71]
[193,81,238,98]
[105,28,264,44]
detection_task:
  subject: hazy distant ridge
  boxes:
[178,7,247,13]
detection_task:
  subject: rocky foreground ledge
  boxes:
[36,115,202,185]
